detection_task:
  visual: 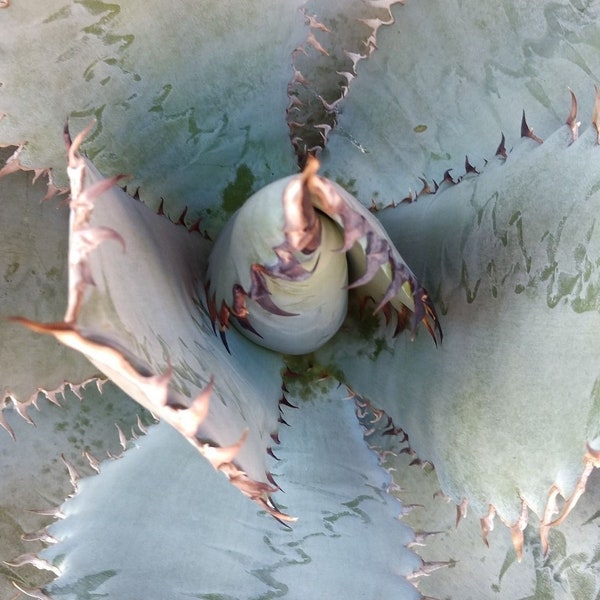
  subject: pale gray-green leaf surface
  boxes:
[41,388,422,600]
[2,0,600,599]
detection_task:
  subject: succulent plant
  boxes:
[2,1,600,599]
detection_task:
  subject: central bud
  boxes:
[205,160,348,355]
[205,158,441,356]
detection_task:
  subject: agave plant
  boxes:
[2,1,600,599]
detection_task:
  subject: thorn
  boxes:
[0,412,16,441]
[204,283,218,334]
[62,122,73,149]
[433,490,451,502]
[545,457,596,531]
[219,328,231,354]
[21,528,59,545]
[502,500,529,562]
[408,530,445,548]
[495,132,507,159]
[176,206,188,226]
[480,505,496,548]
[136,413,148,435]
[84,450,101,474]
[257,495,297,524]
[188,217,202,232]
[267,447,280,461]
[266,471,282,491]
[14,400,35,427]
[42,388,63,407]
[540,485,560,556]
[306,14,331,34]
[4,554,61,576]
[464,156,478,174]
[66,120,97,167]
[249,264,298,317]
[417,177,432,196]
[442,169,456,185]
[455,497,468,527]
[279,395,298,409]
[11,582,54,600]
[521,110,543,144]
[60,453,80,491]
[203,428,249,469]
[115,422,128,450]
[166,378,212,438]
[26,507,65,519]
[406,560,455,581]
[401,503,424,515]
[566,88,580,143]
[306,31,329,56]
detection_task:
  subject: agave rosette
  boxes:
[2,0,600,599]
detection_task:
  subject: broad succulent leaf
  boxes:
[0,381,151,599]
[0,0,400,228]
[16,131,288,511]
[318,114,600,556]
[0,0,304,222]
[40,389,423,599]
[0,148,100,411]
[360,402,600,599]
[320,0,600,203]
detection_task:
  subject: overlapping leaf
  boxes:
[319,117,600,552]
[320,0,600,204]
[39,387,423,599]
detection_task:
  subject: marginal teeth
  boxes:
[248,265,299,317]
